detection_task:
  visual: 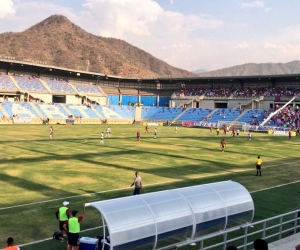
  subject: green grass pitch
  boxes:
[0,124,299,250]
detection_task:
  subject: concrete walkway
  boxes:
[268,232,300,250]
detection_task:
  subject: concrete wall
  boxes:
[66,95,81,104]
[32,93,52,103]
[199,100,215,108]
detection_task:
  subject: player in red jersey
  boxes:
[145,125,148,133]
[288,130,291,140]
[231,127,235,138]
[223,125,227,135]
[220,139,226,152]
[137,131,141,141]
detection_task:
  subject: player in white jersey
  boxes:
[49,126,54,139]
[100,132,104,144]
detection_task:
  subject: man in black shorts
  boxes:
[64,203,86,250]
[55,201,69,242]
[255,156,262,176]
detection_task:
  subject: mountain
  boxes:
[193,69,206,74]
[197,61,300,77]
[0,15,197,78]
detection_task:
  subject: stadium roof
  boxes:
[1,58,300,87]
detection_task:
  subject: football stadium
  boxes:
[0,57,300,250]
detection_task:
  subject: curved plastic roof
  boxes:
[86,180,254,250]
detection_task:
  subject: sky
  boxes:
[1,0,300,72]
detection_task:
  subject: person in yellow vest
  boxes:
[255,156,262,176]
[55,201,70,242]
[63,203,86,250]
[4,237,20,250]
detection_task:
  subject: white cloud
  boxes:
[234,42,250,49]
[2,0,299,72]
[82,0,223,38]
[265,7,271,12]
[264,41,300,58]
[78,0,224,71]
[0,0,15,18]
[162,43,192,49]
[264,42,281,49]
[0,1,75,33]
[240,1,264,8]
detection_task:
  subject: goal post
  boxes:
[243,122,250,133]
[217,121,244,130]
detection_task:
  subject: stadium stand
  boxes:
[204,87,237,97]
[1,102,39,118]
[93,105,135,119]
[175,87,206,97]
[34,103,67,118]
[176,108,214,122]
[141,106,183,121]
[267,105,300,128]
[0,59,299,129]
[66,104,98,118]
[72,83,103,95]
[13,75,49,93]
[236,109,265,125]
[233,87,267,97]
[265,86,300,97]
[45,79,75,94]
[0,75,18,92]
[175,87,237,97]
[204,109,242,123]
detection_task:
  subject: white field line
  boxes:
[1,135,300,248]
[0,134,299,211]
[9,178,300,249]
[1,159,299,211]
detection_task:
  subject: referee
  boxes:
[255,156,262,176]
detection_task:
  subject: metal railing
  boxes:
[169,209,300,250]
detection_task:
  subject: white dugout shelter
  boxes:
[85,180,254,250]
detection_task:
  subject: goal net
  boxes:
[217,121,244,130]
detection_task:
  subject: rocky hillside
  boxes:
[198,61,300,77]
[0,15,196,78]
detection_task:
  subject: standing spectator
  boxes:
[253,238,268,250]
[3,237,20,250]
[255,156,262,176]
[63,204,86,250]
[130,171,142,195]
[55,201,70,242]
[220,139,226,152]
